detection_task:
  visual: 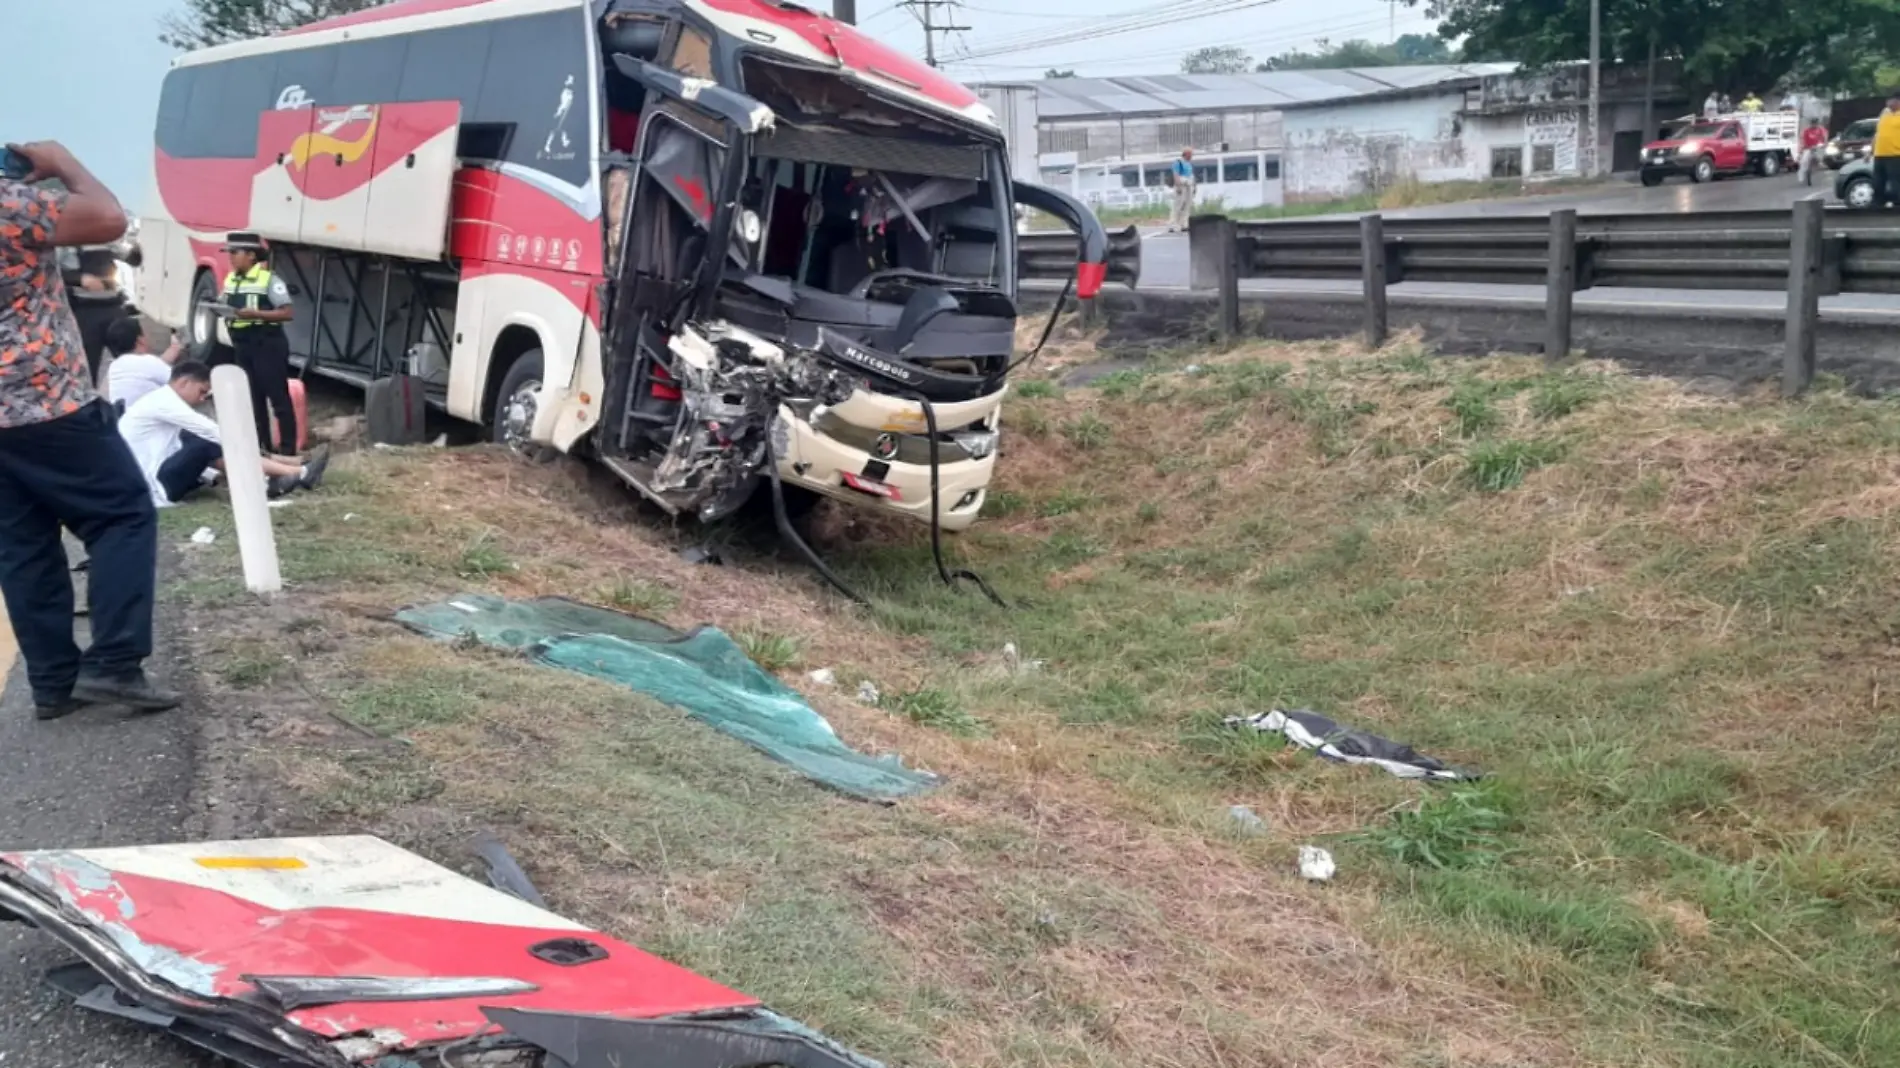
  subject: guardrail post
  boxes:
[1215,216,1241,342]
[1187,213,1227,292]
[1545,209,1577,361]
[1784,196,1824,397]
[1360,213,1387,348]
[210,364,282,596]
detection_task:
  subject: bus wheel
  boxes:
[186,271,222,362]
[492,349,554,462]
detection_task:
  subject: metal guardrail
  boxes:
[1189,201,1890,395]
[1017,224,1143,289]
[1209,207,1900,295]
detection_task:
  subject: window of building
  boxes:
[1143,164,1169,187]
[1491,146,1523,178]
[1263,156,1281,180]
[1222,157,1259,182]
[1193,162,1218,184]
[1115,166,1141,188]
[1530,144,1556,174]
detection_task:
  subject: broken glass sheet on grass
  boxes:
[1226,709,1479,781]
[394,594,938,801]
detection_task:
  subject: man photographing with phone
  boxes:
[0,141,179,720]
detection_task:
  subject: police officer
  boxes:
[220,232,297,455]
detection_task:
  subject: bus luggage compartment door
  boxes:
[362,101,464,261]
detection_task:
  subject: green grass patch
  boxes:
[602,577,679,616]
[735,627,803,673]
[1365,781,1518,870]
[1464,438,1564,491]
[1059,412,1111,450]
[456,531,515,578]
[887,688,986,736]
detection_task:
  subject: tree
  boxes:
[160,0,389,49]
[1044,68,1078,78]
[1408,0,1900,95]
[1392,32,1451,63]
[1257,34,1451,71]
[1181,46,1254,74]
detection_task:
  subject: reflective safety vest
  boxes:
[223,265,289,333]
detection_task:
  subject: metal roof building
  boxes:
[1026,65,1520,120]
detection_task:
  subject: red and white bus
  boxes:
[142,0,1109,531]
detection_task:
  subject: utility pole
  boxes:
[834,0,855,24]
[904,0,968,67]
[1587,0,1601,176]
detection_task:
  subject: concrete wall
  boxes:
[1282,92,1474,202]
[1463,107,1586,179]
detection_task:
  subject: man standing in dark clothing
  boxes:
[219,233,298,455]
[0,141,179,719]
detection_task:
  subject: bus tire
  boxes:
[185,270,222,363]
[491,348,552,460]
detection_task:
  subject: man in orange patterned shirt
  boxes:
[0,142,178,720]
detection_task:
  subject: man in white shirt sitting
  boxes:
[103,316,182,411]
[117,361,328,507]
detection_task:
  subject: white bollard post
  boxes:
[210,364,282,595]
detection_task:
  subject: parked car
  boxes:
[1640,113,1799,185]
[1824,118,1878,169]
[1835,156,1879,208]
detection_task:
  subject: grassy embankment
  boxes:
[163,332,1900,1068]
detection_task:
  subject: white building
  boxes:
[987,61,1687,210]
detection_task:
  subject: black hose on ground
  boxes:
[906,390,1008,609]
[990,275,1074,390]
[763,436,870,607]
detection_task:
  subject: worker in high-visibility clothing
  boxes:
[1875,97,1900,208]
[218,232,298,455]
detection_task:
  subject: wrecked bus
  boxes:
[1,835,890,1067]
[141,0,1109,531]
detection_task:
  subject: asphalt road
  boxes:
[0,554,209,1067]
[1138,171,1855,290]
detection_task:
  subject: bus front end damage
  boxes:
[0,836,886,1068]
[594,56,1109,534]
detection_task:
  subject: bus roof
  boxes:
[208,0,995,130]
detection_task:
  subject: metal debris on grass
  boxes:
[1226,709,1479,781]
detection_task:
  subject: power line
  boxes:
[948,0,1270,56]
[903,0,970,67]
[949,4,1430,68]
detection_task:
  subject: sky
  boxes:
[22,0,1437,207]
[20,0,178,206]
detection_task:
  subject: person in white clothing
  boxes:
[103,317,182,410]
[117,361,328,507]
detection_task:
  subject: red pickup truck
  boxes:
[1639,114,1799,185]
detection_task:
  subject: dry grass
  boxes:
[162,340,1900,1068]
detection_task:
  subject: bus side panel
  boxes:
[250,108,321,246]
[137,216,198,331]
[363,102,464,260]
[446,166,602,428]
[445,277,490,422]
